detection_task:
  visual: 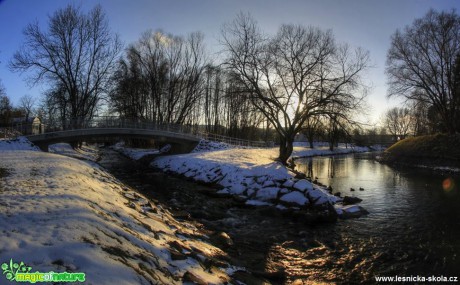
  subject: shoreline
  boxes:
[149,141,371,220]
[378,134,460,173]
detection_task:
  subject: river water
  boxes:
[295,152,460,281]
[99,149,460,284]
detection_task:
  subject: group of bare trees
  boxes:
[7,4,370,164]
[386,9,460,134]
[109,30,268,141]
[10,5,122,129]
[110,30,205,125]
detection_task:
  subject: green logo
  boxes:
[2,259,85,283]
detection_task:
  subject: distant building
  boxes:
[11,117,44,135]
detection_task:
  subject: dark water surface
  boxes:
[100,149,460,284]
[295,152,460,280]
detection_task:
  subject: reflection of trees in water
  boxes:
[306,158,313,179]
[328,157,336,178]
[304,156,336,179]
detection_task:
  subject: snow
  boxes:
[111,142,159,160]
[152,144,369,217]
[293,179,313,192]
[291,143,370,159]
[0,141,236,284]
[49,143,99,161]
[280,191,309,206]
[0,136,40,151]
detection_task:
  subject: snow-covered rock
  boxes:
[152,145,367,219]
[282,179,295,188]
[280,191,309,206]
[255,187,280,201]
[293,179,313,192]
[339,205,369,219]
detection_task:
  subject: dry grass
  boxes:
[382,134,460,168]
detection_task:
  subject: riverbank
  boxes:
[379,133,460,172]
[0,140,240,284]
[150,141,370,220]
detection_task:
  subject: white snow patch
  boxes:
[0,148,233,284]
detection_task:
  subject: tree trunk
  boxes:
[277,135,294,165]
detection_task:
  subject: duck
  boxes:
[350,188,355,191]
[359,187,364,191]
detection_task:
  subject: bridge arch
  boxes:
[27,128,201,154]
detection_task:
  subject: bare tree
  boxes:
[0,93,12,127]
[384,107,413,139]
[222,13,369,164]
[386,9,460,133]
[302,115,323,148]
[19,94,36,121]
[10,4,122,128]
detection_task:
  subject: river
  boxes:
[295,152,460,281]
[99,149,460,284]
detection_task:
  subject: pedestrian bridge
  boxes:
[26,117,266,153]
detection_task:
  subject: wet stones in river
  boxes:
[212,231,234,248]
[339,205,369,219]
[342,196,363,205]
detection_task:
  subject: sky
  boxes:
[1,0,459,125]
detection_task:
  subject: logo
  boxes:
[2,259,85,283]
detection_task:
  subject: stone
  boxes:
[255,187,280,201]
[293,179,313,192]
[282,179,295,188]
[279,191,309,206]
[182,271,207,285]
[342,196,363,205]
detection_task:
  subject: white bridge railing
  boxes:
[39,116,269,148]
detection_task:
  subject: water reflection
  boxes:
[294,153,460,281]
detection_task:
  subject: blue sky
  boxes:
[1,0,459,124]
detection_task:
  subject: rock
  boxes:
[170,249,187,260]
[279,188,289,194]
[256,176,267,184]
[279,191,309,206]
[340,205,369,219]
[262,180,275,187]
[214,231,233,247]
[293,179,313,192]
[182,271,207,285]
[282,179,295,188]
[333,192,341,197]
[159,144,171,154]
[255,187,280,201]
[342,196,363,205]
[306,188,329,206]
[228,184,246,195]
[169,240,192,252]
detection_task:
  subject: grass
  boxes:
[382,133,460,167]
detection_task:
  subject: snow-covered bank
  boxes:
[49,142,100,161]
[291,143,370,159]
[111,142,160,161]
[152,145,369,219]
[0,147,237,284]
